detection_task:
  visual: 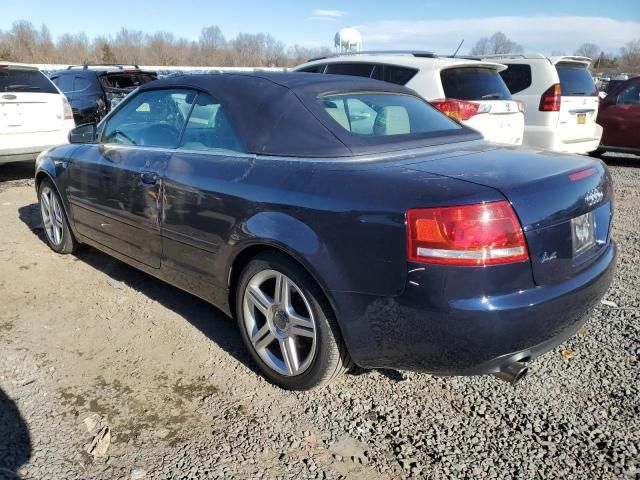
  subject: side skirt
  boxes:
[75,233,233,317]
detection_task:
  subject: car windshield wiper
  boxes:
[4,84,42,91]
[569,91,588,95]
[481,93,502,100]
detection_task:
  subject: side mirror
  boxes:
[69,123,97,144]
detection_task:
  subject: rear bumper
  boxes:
[522,125,603,154]
[0,128,72,164]
[331,240,616,375]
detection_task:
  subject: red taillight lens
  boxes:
[407,201,529,266]
[62,97,73,120]
[431,98,490,121]
[569,167,598,181]
[539,83,561,111]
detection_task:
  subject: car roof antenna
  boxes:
[451,39,464,58]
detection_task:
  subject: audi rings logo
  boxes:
[584,187,604,207]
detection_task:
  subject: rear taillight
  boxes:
[539,83,561,111]
[569,167,598,182]
[407,201,529,266]
[431,99,491,121]
[62,97,73,120]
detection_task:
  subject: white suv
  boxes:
[481,54,601,154]
[1,62,75,164]
[293,52,525,145]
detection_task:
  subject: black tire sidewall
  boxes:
[235,253,343,390]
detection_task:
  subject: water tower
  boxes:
[334,27,362,53]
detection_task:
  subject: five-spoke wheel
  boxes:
[37,178,78,254]
[236,252,351,390]
[243,269,317,376]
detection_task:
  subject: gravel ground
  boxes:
[0,154,638,480]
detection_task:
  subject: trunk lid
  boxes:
[1,65,64,134]
[0,92,64,134]
[404,148,613,286]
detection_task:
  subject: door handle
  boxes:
[140,171,158,185]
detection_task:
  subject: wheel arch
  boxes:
[227,241,343,337]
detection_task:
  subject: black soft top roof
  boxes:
[138,72,479,157]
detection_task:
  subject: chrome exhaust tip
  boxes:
[493,361,528,386]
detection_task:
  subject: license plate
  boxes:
[577,113,586,125]
[3,103,23,127]
[571,211,595,255]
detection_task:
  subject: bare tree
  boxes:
[619,39,640,72]
[199,25,226,65]
[574,43,601,60]
[56,33,90,64]
[470,32,523,56]
[287,45,332,65]
[0,19,333,67]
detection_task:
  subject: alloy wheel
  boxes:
[40,186,64,247]
[242,269,317,376]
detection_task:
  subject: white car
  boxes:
[1,62,75,164]
[293,52,525,146]
[481,54,602,154]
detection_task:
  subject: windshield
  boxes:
[556,63,596,96]
[0,68,58,94]
[101,72,157,90]
[321,92,462,137]
[441,67,512,101]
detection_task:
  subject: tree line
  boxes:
[1,21,639,73]
[0,20,332,67]
[469,32,640,73]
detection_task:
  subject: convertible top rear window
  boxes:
[321,93,461,137]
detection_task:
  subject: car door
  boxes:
[598,80,640,149]
[161,92,251,301]
[66,88,196,268]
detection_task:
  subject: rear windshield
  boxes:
[0,68,58,94]
[100,72,157,90]
[321,92,461,136]
[556,63,596,96]
[441,67,512,101]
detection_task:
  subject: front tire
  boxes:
[38,178,78,254]
[235,252,351,390]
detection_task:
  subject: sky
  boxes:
[2,0,640,55]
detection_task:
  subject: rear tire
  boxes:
[235,252,351,390]
[589,148,605,157]
[38,178,78,254]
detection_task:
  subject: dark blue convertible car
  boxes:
[35,72,616,390]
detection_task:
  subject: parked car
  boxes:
[293,52,525,146]
[1,62,75,164]
[49,65,157,124]
[481,54,601,154]
[35,73,615,390]
[591,76,640,156]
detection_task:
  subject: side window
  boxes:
[101,89,195,148]
[324,63,375,78]
[617,83,640,105]
[297,64,325,73]
[373,65,418,85]
[56,74,74,94]
[73,76,92,92]
[180,93,246,153]
[499,64,532,94]
[346,98,377,134]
